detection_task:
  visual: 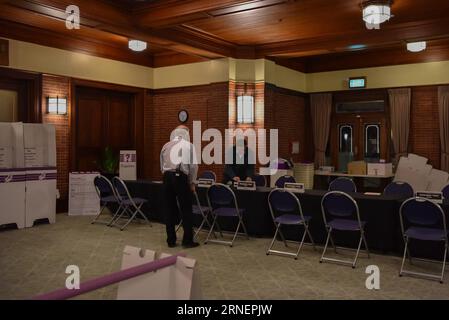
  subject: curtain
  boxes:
[388,88,411,163]
[310,93,332,168]
[438,86,449,172]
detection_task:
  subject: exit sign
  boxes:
[349,77,366,89]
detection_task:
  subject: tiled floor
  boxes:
[1,214,449,300]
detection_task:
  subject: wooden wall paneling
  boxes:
[0,38,8,66]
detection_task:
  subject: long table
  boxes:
[125,180,449,259]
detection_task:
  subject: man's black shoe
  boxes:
[168,243,177,248]
[182,242,200,249]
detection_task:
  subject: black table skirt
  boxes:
[125,180,449,260]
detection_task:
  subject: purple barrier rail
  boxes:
[32,252,186,300]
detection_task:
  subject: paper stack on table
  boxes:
[394,153,449,192]
[294,163,314,189]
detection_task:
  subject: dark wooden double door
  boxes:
[74,86,136,172]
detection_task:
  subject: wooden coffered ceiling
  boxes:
[1,0,449,72]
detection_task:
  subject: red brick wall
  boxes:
[41,74,71,203]
[148,82,229,182]
[409,86,441,168]
[264,84,309,164]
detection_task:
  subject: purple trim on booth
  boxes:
[32,253,186,300]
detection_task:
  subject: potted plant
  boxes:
[99,146,119,180]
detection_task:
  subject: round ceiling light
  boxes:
[128,40,147,52]
[407,41,426,53]
[362,1,392,25]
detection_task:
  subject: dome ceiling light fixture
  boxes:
[361,0,393,25]
[407,41,427,53]
[128,39,147,52]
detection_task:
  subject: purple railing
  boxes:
[32,253,185,300]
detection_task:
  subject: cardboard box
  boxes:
[348,161,366,175]
[367,163,393,176]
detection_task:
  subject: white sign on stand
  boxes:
[117,245,202,300]
[119,150,136,181]
[68,172,100,216]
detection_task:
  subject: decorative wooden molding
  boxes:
[0,38,8,66]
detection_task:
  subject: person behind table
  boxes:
[223,137,255,184]
[160,125,199,248]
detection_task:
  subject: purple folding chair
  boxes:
[199,170,217,182]
[383,181,414,198]
[275,175,296,188]
[442,184,449,199]
[399,197,448,283]
[252,174,267,187]
[175,191,213,240]
[91,175,122,225]
[267,189,315,259]
[109,177,152,230]
[205,183,249,247]
[328,177,357,193]
[320,191,369,268]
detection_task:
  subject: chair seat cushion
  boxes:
[405,226,447,241]
[274,214,311,225]
[122,197,147,205]
[192,205,210,215]
[213,207,244,217]
[101,195,118,203]
[329,218,365,231]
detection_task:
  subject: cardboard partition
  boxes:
[117,245,202,300]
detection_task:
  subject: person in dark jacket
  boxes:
[223,138,255,184]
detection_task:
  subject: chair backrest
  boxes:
[442,184,449,199]
[268,189,304,221]
[112,176,132,202]
[93,175,116,199]
[275,175,296,188]
[321,191,361,226]
[207,183,238,209]
[383,181,414,198]
[399,197,446,233]
[328,177,357,193]
[199,170,217,182]
[252,174,266,187]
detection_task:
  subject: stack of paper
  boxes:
[394,153,449,192]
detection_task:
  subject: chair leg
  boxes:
[240,218,250,240]
[294,227,307,260]
[320,228,332,263]
[266,224,280,255]
[362,232,370,258]
[108,205,126,226]
[304,224,316,251]
[91,204,107,224]
[278,228,288,247]
[136,205,152,226]
[399,237,409,277]
[120,211,138,231]
[204,214,218,244]
[352,234,364,269]
[176,220,183,233]
[440,241,448,283]
[230,220,241,247]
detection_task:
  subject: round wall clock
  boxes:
[178,109,188,123]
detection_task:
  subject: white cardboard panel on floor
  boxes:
[0,168,26,229]
[117,245,202,300]
[68,172,100,216]
[23,124,57,227]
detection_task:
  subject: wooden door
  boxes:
[75,87,135,172]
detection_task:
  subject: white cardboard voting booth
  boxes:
[117,245,202,300]
[68,172,100,216]
[0,123,25,229]
[23,124,57,227]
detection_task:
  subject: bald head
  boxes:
[170,125,190,141]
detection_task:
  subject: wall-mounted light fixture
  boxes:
[46,96,67,115]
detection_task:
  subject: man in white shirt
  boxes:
[160,125,199,248]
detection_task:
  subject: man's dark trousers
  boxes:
[162,171,194,245]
